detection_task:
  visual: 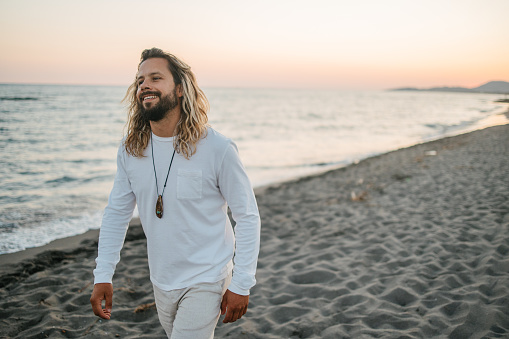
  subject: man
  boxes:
[90,48,261,338]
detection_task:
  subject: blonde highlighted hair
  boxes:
[123,48,209,158]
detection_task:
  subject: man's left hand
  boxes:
[220,289,249,323]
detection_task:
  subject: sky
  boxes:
[1,0,508,90]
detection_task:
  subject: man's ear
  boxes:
[176,84,183,98]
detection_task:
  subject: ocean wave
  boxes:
[0,96,39,101]
[0,210,103,254]
[45,176,79,185]
[82,174,114,183]
[249,160,351,170]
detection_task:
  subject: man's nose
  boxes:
[139,80,151,90]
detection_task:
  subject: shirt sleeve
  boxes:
[218,141,261,295]
[93,145,137,284]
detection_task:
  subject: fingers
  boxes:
[222,309,236,323]
[90,298,106,319]
[105,290,113,314]
[90,283,113,320]
[223,306,248,323]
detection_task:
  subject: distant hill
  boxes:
[391,81,509,94]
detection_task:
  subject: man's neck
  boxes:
[150,109,181,138]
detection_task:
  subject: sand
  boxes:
[1,124,508,338]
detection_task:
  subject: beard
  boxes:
[140,88,179,122]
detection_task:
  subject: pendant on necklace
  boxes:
[156,195,163,218]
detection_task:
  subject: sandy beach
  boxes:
[1,124,508,338]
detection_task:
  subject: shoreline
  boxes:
[1,123,508,338]
[1,107,507,257]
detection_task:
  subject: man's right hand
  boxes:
[90,283,113,320]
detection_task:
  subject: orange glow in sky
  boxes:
[0,0,508,89]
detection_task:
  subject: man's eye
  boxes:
[153,77,161,80]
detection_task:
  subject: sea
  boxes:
[0,83,507,254]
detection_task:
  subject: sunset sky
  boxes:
[1,0,508,90]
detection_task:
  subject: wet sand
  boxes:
[1,124,508,338]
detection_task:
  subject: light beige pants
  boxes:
[153,272,232,339]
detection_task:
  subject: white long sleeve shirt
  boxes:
[93,128,260,295]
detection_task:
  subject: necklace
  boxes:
[151,135,176,218]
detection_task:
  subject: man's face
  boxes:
[136,58,180,122]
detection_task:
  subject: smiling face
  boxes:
[136,58,181,122]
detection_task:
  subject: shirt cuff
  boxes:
[227,280,251,296]
[93,269,113,285]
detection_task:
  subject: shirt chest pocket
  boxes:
[177,169,203,200]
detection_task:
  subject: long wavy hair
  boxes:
[123,48,209,159]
